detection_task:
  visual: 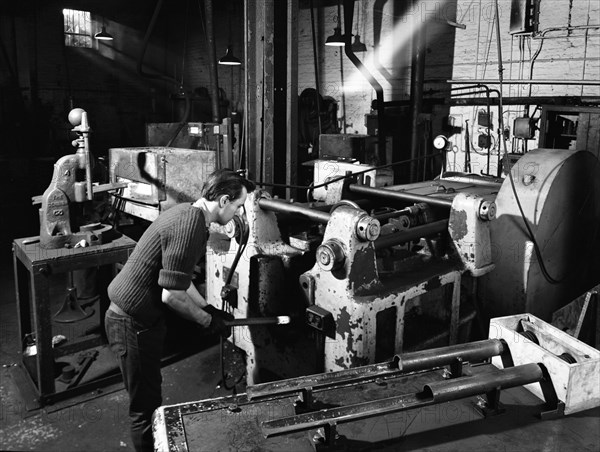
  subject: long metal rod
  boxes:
[248,339,506,400]
[373,220,448,250]
[262,363,543,438]
[225,316,290,327]
[397,339,506,372]
[257,197,331,223]
[348,184,453,208]
[425,362,543,403]
[447,79,600,85]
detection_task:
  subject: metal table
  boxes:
[12,234,136,406]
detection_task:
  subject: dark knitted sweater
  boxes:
[108,203,207,324]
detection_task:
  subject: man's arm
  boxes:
[161,287,211,327]
[186,281,208,308]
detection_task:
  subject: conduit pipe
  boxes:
[343,0,386,164]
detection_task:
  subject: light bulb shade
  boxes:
[218,46,241,65]
[94,26,113,41]
[325,27,346,46]
[351,34,367,52]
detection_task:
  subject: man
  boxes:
[105,168,256,452]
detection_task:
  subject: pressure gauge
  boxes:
[433,135,449,150]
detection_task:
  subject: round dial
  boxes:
[433,135,448,150]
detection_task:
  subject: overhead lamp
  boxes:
[218,46,241,65]
[325,27,345,46]
[351,34,367,52]
[94,26,113,41]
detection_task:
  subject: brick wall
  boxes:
[293,0,599,176]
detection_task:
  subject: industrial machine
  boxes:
[35,108,122,249]
[108,120,238,222]
[204,147,600,386]
[152,314,600,451]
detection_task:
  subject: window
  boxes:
[63,9,92,48]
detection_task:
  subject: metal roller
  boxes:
[423,363,543,403]
[348,184,454,208]
[396,339,507,372]
[373,219,448,250]
[257,197,331,224]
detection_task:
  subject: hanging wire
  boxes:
[493,0,564,285]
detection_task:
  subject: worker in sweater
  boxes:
[105,168,256,452]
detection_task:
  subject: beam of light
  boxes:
[344,0,451,95]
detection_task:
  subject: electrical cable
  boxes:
[493,0,565,285]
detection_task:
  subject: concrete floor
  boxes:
[0,261,240,452]
[1,259,599,452]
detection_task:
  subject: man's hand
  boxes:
[204,305,234,338]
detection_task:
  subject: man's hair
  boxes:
[201,169,256,202]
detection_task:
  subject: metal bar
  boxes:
[397,339,506,372]
[248,339,506,400]
[374,220,448,250]
[225,316,290,327]
[262,363,543,438]
[425,363,543,403]
[248,360,400,400]
[257,197,331,223]
[286,0,298,200]
[448,79,600,85]
[348,184,453,208]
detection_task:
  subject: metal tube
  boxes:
[257,197,331,223]
[343,0,386,164]
[263,363,544,438]
[204,0,221,122]
[248,360,399,400]
[397,339,506,372]
[373,220,448,250]
[425,363,543,403]
[224,316,291,327]
[248,338,506,400]
[447,79,600,85]
[409,3,426,182]
[348,184,453,208]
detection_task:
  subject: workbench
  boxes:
[152,360,599,452]
[12,234,136,406]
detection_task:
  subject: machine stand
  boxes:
[294,387,339,415]
[474,386,506,417]
[537,364,565,420]
[312,423,347,452]
[449,357,463,378]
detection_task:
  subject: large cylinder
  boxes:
[480,149,600,321]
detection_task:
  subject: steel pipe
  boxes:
[262,363,544,438]
[225,316,291,327]
[396,339,507,372]
[373,219,448,250]
[424,363,543,403]
[257,198,331,224]
[348,184,453,208]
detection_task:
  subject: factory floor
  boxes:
[1,260,599,452]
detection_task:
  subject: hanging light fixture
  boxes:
[94,25,113,41]
[94,14,114,41]
[351,1,366,52]
[325,0,346,46]
[219,4,241,66]
[218,46,241,65]
[325,27,345,46]
[351,35,367,52]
